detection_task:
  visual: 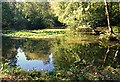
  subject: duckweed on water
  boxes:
[2,29,66,38]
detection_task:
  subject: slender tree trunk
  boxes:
[104,0,114,34]
[119,0,120,12]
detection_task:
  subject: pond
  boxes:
[2,36,120,72]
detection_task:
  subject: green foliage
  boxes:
[110,3,120,26]
[50,2,120,29]
[2,2,57,30]
[99,33,119,42]
[99,34,111,40]
[112,26,120,33]
[2,2,120,30]
[15,2,54,29]
[2,2,14,30]
[50,2,85,27]
[1,62,120,81]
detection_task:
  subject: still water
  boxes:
[2,37,120,71]
[15,47,54,71]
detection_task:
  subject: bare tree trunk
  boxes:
[104,0,114,34]
[119,0,120,12]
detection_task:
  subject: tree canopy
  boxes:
[2,2,120,30]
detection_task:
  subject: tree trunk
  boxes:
[104,0,114,34]
[119,0,120,12]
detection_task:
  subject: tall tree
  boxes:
[104,0,114,34]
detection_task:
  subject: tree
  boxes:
[2,2,14,30]
[50,2,92,28]
[2,2,55,30]
[2,2,120,30]
[104,0,114,34]
[50,2,107,29]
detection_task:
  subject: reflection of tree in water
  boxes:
[2,37,52,64]
[23,39,51,60]
[2,37,18,62]
[53,42,120,69]
[43,53,53,65]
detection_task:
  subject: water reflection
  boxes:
[15,47,54,71]
[53,42,120,69]
[2,37,51,60]
[2,37,120,72]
